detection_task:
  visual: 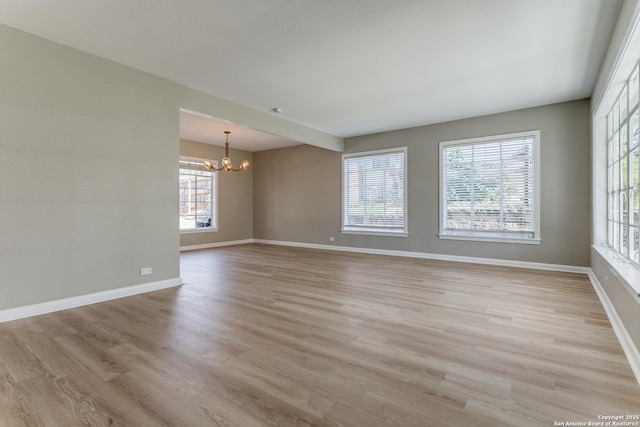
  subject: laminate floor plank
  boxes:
[0,373,45,427]
[0,243,638,426]
[0,333,47,382]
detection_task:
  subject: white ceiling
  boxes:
[179,110,301,152]
[0,0,621,151]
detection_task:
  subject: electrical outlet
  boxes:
[140,267,152,276]
[605,275,608,286]
[329,236,335,242]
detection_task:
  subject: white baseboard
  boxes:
[588,270,640,387]
[180,239,253,252]
[253,239,591,275]
[0,277,182,324]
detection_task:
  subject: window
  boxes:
[607,61,640,268]
[439,131,540,243]
[179,157,217,232]
[342,147,407,236]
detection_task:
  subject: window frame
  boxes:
[179,156,218,234]
[606,61,640,269]
[591,18,640,298]
[438,130,541,244]
[341,147,408,237]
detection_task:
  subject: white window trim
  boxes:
[591,14,640,296]
[179,156,218,234]
[438,130,541,244]
[341,147,408,237]
[604,62,640,270]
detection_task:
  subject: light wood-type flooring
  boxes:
[1,244,639,426]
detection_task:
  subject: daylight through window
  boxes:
[439,131,540,243]
[607,61,640,267]
[179,158,216,231]
[342,148,407,236]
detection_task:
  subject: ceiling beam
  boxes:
[178,86,344,152]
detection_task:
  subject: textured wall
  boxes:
[254,100,592,267]
[179,139,253,248]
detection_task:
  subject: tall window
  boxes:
[607,62,640,267]
[179,157,217,232]
[439,131,540,243]
[342,148,407,236]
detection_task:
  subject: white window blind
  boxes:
[342,148,407,235]
[179,158,216,231]
[440,132,539,242]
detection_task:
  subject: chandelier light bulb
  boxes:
[203,159,215,170]
[202,131,249,173]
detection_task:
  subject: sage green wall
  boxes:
[179,139,253,248]
[254,100,591,267]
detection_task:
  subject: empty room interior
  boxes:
[2,1,640,426]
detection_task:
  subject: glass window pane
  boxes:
[608,138,614,166]
[623,156,629,189]
[608,189,615,246]
[631,187,639,227]
[621,84,629,121]
[632,226,640,263]
[179,159,215,231]
[630,65,640,109]
[623,190,629,226]
[635,144,640,189]
[608,219,614,247]
[630,153,637,191]
[630,110,640,150]
[180,216,196,230]
[608,110,614,139]
[440,133,537,239]
[343,149,406,232]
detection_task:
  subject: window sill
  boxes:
[592,244,640,297]
[180,228,219,235]
[438,233,541,245]
[341,229,408,237]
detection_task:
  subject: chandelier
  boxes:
[203,131,250,172]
